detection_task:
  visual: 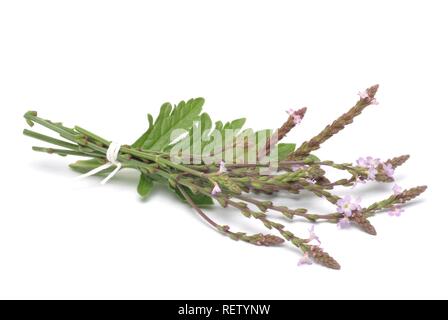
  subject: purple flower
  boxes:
[383,163,394,178]
[367,157,381,167]
[393,184,403,195]
[308,225,321,245]
[336,195,361,217]
[337,217,351,229]
[356,157,367,167]
[218,161,227,174]
[388,206,404,217]
[357,156,380,168]
[211,183,221,195]
[297,252,313,266]
[357,156,383,180]
[368,167,378,180]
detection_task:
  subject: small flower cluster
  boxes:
[389,184,404,217]
[357,156,394,180]
[298,226,321,266]
[335,183,407,232]
[336,195,361,228]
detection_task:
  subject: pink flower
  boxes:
[368,167,378,180]
[357,156,382,180]
[388,206,404,217]
[308,225,321,245]
[357,156,380,169]
[218,161,227,174]
[297,252,313,266]
[358,90,379,105]
[336,195,361,217]
[393,184,402,195]
[286,108,303,125]
[293,115,302,125]
[358,90,369,99]
[383,163,394,178]
[368,157,381,167]
[356,157,366,167]
[286,108,295,115]
[211,183,221,195]
[337,217,351,229]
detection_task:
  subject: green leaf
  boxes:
[165,112,212,153]
[201,118,247,157]
[277,143,296,161]
[224,118,246,133]
[137,174,154,198]
[132,113,154,148]
[169,185,214,207]
[69,158,112,174]
[202,120,224,152]
[141,98,204,151]
[199,113,213,133]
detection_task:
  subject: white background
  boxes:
[0,0,447,299]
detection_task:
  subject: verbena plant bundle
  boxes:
[23,85,426,269]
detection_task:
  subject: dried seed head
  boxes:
[256,234,285,246]
[396,186,427,203]
[291,84,381,159]
[279,107,307,141]
[366,84,379,97]
[387,155,410,169]
[308,245,341,270]
[263,107,307,157]
[350,212,377,235]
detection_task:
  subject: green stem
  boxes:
[23,129,79,150]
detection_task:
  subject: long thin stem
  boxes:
[177,185,284,246]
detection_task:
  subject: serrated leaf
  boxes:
[132,113,154,148]
[141,98,204,151]
[137,174,154,198]
[166,112,212,154]
[199,113,213,132]
[169,185,214,207]
[224,118,246,132]
[201,118,247,158]
[145,104,271,165]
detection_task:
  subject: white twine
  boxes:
[75,141,122,185]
